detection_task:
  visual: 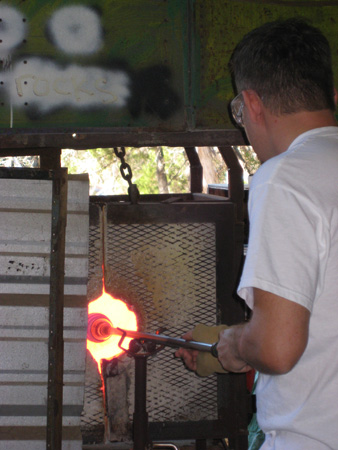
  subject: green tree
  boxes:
[61,147,191,195]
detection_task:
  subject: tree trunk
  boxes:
[197,147,218,193]
[156,147,169,194]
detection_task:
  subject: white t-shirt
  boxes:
[237,127,338,450]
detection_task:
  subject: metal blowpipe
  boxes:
[87,313,218,357]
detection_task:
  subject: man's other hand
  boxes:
[174,330,198,372]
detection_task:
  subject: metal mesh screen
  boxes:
[105,222,218,422]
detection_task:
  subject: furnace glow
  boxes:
[87,287,137,372]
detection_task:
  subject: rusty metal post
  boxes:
[217,146,244,222]
[46,168,68,450]
[184,147,203,193]
[216,146,247,450]
[40,149,62,170]
[133,356,150,450]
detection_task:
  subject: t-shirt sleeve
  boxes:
[237,182,325,311]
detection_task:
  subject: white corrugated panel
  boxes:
[0,174,89,450]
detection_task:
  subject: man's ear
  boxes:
[242,90,264,124]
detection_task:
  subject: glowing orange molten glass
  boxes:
[87,287,137,372]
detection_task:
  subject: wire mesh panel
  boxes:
[105,222,218,422]
[101,199,241,442]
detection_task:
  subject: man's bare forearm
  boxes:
[217,289,310,375]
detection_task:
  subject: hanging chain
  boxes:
[114,147,140,204]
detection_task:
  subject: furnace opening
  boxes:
[87,284,137,373]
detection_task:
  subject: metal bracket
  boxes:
[46,168,68,450]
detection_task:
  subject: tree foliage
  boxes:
[233,146,260,176]
[61,146,192,195]
[0,155,39,168]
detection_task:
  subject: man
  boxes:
[176,18,338,449]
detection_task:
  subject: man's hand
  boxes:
[174,326,252,374]
[217,325,253,373]
[174,330,199,372]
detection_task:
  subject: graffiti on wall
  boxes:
[0,4,181,123]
